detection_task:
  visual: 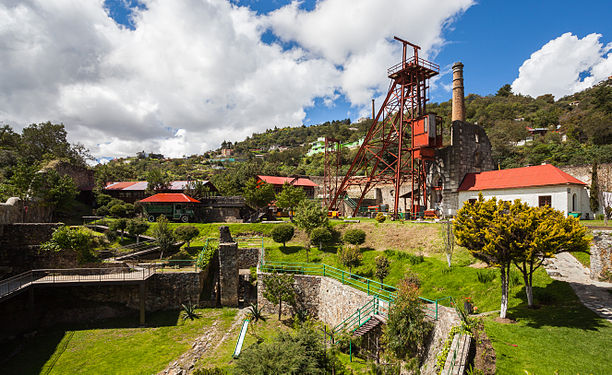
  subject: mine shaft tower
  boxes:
[327,37,442,219]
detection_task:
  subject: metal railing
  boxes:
[260,261,398,302]
[332,297,390,335]
[0,267,155,299]
[387,55,440,76]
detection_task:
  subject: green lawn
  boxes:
[485,287,612,374]
[3,308,237,375]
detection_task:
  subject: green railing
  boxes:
[332,297,388,335]
[260,261,398,302]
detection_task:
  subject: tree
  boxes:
[262,273,296,320]
[343,229,366,246]
[375,255,390,284]
[41,226,96,264]
[234,326,338,375]
[146,168,171,195]
[384,273,432,363]
[152,215,175,259]
[275,182,306,221]
[337,246,362,273]
[310,227,332,250]
[442,220,455,268]
[30,170,78,218]
[507,203,589,307]
[496,84,513,97]
[243,178,275,210]
[127,218,149,243]
[454,194,514,318]
[20,122,91,166]
[590,162,600,214]
[271,224,295,249]
[109,218,128,241]
[174,225,200,248]
[294,200,328,234]
[185,180,211,200]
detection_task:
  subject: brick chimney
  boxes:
[452,62,465,122]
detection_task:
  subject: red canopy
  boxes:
[139,193,200,203]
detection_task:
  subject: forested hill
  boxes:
[90,79,610,195]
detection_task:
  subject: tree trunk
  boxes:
[136,235,140,244]
[500,264,509,318]
[278,300,282,320]
[446,253,452,268]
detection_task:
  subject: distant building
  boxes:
[306,137,364,156]
[104,180,217,203]
[220,148,233,157]
[257,175,318,198]
[457,164,591,218]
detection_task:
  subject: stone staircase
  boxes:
[352,314,386,337]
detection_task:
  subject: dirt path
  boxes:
[544,252,612,322]
[159,308,247,375]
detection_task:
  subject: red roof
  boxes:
[458,164,586,191]
[139,193,200,203]
[105,181,139,190]
[257,175,318,187]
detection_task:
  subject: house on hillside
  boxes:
[457,164,592,218]
[104,180,217,203]
[257,175,318,198]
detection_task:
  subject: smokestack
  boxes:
[451,62,465,122]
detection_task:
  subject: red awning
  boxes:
[139,193,200,203]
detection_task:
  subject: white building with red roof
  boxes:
[457,164,592,218]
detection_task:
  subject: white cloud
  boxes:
[512,32,612,99]
[0,0,473,159]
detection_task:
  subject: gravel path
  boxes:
[544,252,612,322]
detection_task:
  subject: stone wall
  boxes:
[0,223,62,278]
[590,230,612,281]
[0,198,53,224]
[559,163,612,189]
[421,305,461,375]
[218,227,238,306]
[257,273,321,318]
[257,272,376,326]
[434,121,495,213]
[237,247,259,269]
[0,271,205,340]
[318,276,373,327]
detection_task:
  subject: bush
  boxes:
[310,227,332,250]
[174,225,200,247]
[95,205,109,217]
[476,270,496,283]
[375,212,386,223]
[104,229,117,242]
[343,229,366,246]
[41,226,96,264]
[595,213,605,220]
[337,246,362,273]
[109,203,127,218]
[271,224,295,248]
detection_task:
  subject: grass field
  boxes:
[2,308,237,375]
[485,289,612,374]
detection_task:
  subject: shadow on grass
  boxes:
[508,280,606,330]
[279,245,302,255]
[1,309,182,375]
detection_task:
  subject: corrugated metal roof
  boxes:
[257,175,318,187]
[458,164,586,191]
[104,180,211,191]
[139,193,200,203]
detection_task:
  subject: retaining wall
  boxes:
[590,230,612,281]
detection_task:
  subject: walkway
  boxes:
[544,252,612,322]
[0,267,155,302]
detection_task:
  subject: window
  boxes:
[468,198,477,204]
[538,195,552,207]
[572,193,577,212]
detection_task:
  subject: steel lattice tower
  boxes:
[328,37,442,219]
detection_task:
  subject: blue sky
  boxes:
[1,1,610,158]
[104,0,611,126]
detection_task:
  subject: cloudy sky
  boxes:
[0,0,610,160]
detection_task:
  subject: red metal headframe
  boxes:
[328,37,441,219]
